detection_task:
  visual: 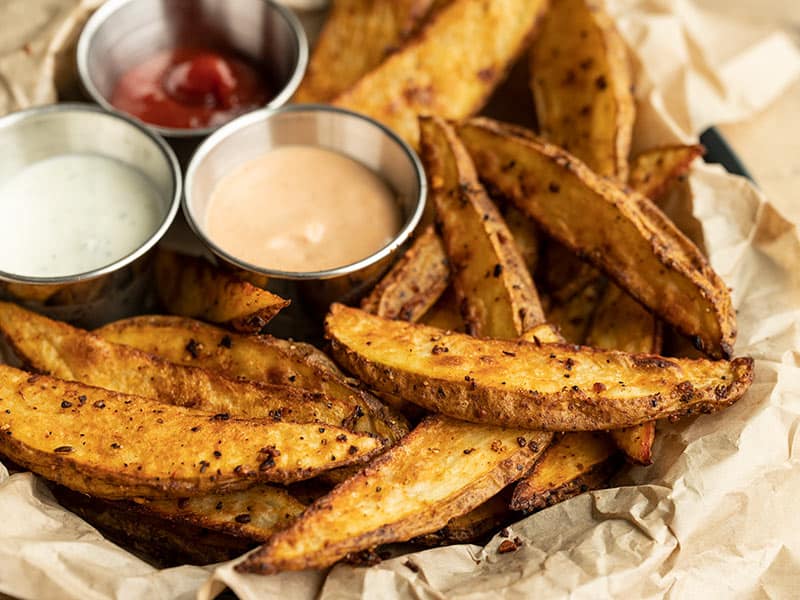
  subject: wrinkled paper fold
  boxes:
[1,1,799,598]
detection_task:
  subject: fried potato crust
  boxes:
[360,225,450,322]
[333,0,550,148]
[530,0,634,180]
[295,0,436,103]
[458,118,736,358]
[94,315,407,443]
[511,432,620,513]
[154,250,288,332]
[326,304,753,431]
[236,416,551,573]
[629,144,705,202]
[420,116,545,338]
[0,365,382,498]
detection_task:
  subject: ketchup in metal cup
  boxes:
[111,48,273,129]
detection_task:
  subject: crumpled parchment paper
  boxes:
[1,1,799,598]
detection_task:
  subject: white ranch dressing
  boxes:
[0,154,162,278]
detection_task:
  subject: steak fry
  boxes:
[0,365,382,498]
[629,144,705,203]
[326,304,753,431]
[236,416,551,574]
[458,118,736,358]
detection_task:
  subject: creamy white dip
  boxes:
[0,154,162,278]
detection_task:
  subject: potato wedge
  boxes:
[93,315,407,443]
[326,304,753,431]
[545,277,606,344]
[529,0,634,180]
[458,118,736,358]
[0,365,381,498]
[537,240,600,304]
[333,0,550,148]
[420,116,545,338]
[50,484,255,567]
[503,205,540,273]
[0,303,372,433]
[586,283,661,465]
[412,487,515,546]
[420,286,465,332]
[154,250,288,333]
[295,0,436,103]
[236,416,551,574]
[360,225,449,322]
[629,144,705,202]
[137,485,305,541]
[511,432,620,513]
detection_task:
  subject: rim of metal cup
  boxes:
[76,0,309,139]
[184,104,428,281]
[0,103,182,285]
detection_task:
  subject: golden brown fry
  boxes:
[503,205,540,273]
[49,484,255,567]
[546,277,607,344]
[326,304,753,431]
[154,250,289,333]
[94,315,408,443]
[629,144,705,202]
[420,286,466,332]
[360,225,449,322]
[585,282,660,465]
[138,485,306,541]
[458,118,736,358]
[333,0,550,148]
[0,303,370,432]
[295,0,436,103]
[0,365,382,498]
[529,0,634,180]
[511,432,620,513]
[412,487,515,546]
[236,416,551,574]
[420,116,545,338]
[538,241,600,304]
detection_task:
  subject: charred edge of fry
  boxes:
[510,453,623,513]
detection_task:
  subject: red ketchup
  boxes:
[111,48,272,129]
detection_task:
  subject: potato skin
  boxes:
[458,118,736,358]
[0,365,382,499]
[326,305,753,431]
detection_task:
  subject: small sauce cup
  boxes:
[77,0,308,150]
[184,104,427,311]
[0,103,181,327]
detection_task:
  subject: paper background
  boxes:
[1,1,799,598]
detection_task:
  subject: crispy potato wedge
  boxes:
[420,116,545,338]
[546,277,606,344]
[236,416,551,574]
[629,144,705,202]
[48,484,255,567]
[529,0,634,180]
[537,240,600,304]
[412,487,515,546]
[458,118,736,358]
[0,365,381,498]
[137,485,305,542]
[295,0,436,103]
[420,286,466,332]
[94,315,408,443]
[0,303,374,433]
[503,204,540,273]
[360,225,449,322]
[511,432,620,513]
[586,283,661,465]
[154,250,288,333]
[333,0,550,148]
[326,304,753,431]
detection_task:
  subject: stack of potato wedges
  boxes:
[0,0,753,574]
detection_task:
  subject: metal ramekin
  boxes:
[183,104,427,310]
[0,103,181,327]
[76,0,308,141]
